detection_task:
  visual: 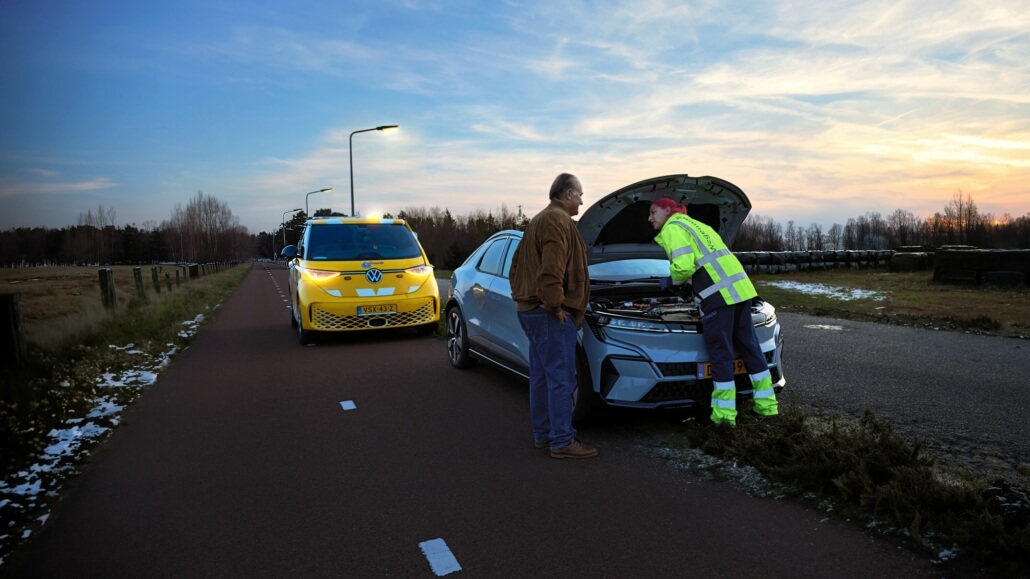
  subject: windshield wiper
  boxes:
[590,276,664,285]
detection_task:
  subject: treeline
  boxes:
[734,193,1029,252]
[3,191,1026,270]
[255,204,530,271]
[1,192,251,267]
[276,193,1026,270]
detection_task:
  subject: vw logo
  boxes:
[365,269,383,283]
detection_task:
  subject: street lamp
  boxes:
[304,188,333,217]
[350,125,398,216]
[282,208,302,248]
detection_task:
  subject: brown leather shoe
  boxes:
[550,439,598,459]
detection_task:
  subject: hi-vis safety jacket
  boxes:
[655,213,758,312]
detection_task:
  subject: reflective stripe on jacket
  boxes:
[654,213,757,310]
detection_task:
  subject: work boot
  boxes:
[534,440,550,449]
[550,439,599,459]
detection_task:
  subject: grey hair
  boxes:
[549,173,578,199]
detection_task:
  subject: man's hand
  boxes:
[659,276,674,291]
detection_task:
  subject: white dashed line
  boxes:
[419,538,461,576]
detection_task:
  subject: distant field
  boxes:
[753,269,1030,337]
[1,264,203,347]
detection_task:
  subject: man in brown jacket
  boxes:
[509,173,598,459]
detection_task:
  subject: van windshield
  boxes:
[307,223,422,261]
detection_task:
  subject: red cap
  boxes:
[651,197,687,215]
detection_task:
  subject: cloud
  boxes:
[0,177,117,199]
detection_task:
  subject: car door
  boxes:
[481,234,529,374]
[461,237,510,355]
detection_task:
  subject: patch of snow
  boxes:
[764,281,886,301]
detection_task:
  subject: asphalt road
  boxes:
[12,265,965,578]
[778,311,1030,478]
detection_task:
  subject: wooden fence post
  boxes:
[99,268,116,309]
[165,273,173,292]
[133,267,146,300]
[175,269,180,287]
[152,266,161,293]
[1,293,26,372]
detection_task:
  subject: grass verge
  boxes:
[656,398,1030,578]
[0,263,251,568]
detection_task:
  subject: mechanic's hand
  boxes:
[679,282,694,299]
[658,276,674,291]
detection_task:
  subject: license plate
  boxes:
[697,358,748,380]
[358,304,397,316]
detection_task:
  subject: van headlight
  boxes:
[301,268,340,281]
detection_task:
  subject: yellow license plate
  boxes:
[358,304,397,316]
[698,358,748,380]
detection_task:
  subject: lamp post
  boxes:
[304,188,333,217]
[349,125,398,216]
[282,208,302,248]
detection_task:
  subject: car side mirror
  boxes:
[280,245,299,259]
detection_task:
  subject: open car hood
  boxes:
[577,174,752,265]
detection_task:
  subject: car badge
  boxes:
[365,269,383,284]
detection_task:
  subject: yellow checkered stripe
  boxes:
[311,299,436,331]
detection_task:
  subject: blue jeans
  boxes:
[517,307,578,450]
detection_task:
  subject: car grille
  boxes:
[311,300,436,331]
[636,356,782,404]
[655,351,775,378]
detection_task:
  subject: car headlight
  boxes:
[752,303,778,327]
[301,268,340,281]
[596,315,669,333]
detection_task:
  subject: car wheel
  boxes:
[446,306,477,368]
[289,304,298,328]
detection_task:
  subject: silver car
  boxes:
[444,174,785,422]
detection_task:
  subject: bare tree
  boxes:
[887,208,921,247]
[826,223,843,249]
[806,222,824,250]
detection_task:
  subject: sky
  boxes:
[1,0,1028,236]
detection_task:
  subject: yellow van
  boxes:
[281,217,440,345]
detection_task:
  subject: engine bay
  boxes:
[590,295,701,321]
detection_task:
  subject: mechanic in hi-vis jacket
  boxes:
[648,197,778,426]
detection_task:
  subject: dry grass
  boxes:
[753,269,1030,337]
[1,265,195,348]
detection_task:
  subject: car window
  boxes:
[588,258,670,279]
[501,237,519,278]
[477,238,508,276]
[306,223,422,261]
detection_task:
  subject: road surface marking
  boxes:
[419,538,461,576]
[340,400,357,411]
